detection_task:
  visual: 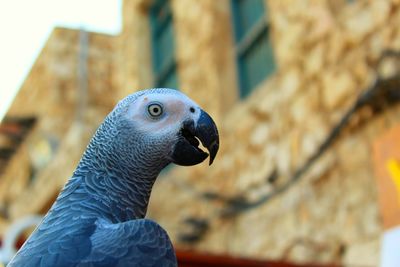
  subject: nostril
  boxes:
[189,107,195,113]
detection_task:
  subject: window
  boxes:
[150,0,179,89]
[231,0,275,98]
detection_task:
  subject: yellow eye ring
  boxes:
[147,103,163,118]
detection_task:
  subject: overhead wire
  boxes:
[177,50,400,243]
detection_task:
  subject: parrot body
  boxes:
[8,89,219,267]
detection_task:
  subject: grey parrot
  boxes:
[8,88,219,267]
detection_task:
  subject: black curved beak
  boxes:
[171,110,219,166]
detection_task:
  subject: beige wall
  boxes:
[115,0,238,123]
[148,0,400,266]
[1,0,400,266]
[0,28,116,229]
[172,0,238,123]
[115,0,154,99]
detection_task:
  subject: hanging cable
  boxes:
[178,49,400,243]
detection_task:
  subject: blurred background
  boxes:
[1,0,400,266]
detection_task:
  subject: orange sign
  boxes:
[373,125,400,230]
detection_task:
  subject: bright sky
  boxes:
[0,0,122,121]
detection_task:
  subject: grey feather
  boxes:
[8,88,211,267]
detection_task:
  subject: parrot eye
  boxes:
[147,103,164,118]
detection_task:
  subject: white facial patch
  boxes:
[125,92,200,135]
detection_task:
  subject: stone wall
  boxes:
[1,0,400,266]
[114,0,154,99]
[146,0,400,266]
[171,0,238,122]
[0,27,116,231]
[116,0,238,123]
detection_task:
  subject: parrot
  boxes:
[7,88,219,267]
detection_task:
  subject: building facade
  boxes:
[1,0,400,266]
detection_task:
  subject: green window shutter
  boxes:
[150,0,179,89]
[232,0,275,98]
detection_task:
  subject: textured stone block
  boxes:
[322,70,356,109]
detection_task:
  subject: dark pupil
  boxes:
[152,106,159,114]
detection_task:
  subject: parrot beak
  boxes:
[171,110,219,166]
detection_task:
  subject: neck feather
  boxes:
[67,116,170,221]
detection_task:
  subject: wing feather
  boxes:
[81,218,177,267]
[8,173,177,267]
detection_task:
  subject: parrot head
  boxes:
[106,88,219,170]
